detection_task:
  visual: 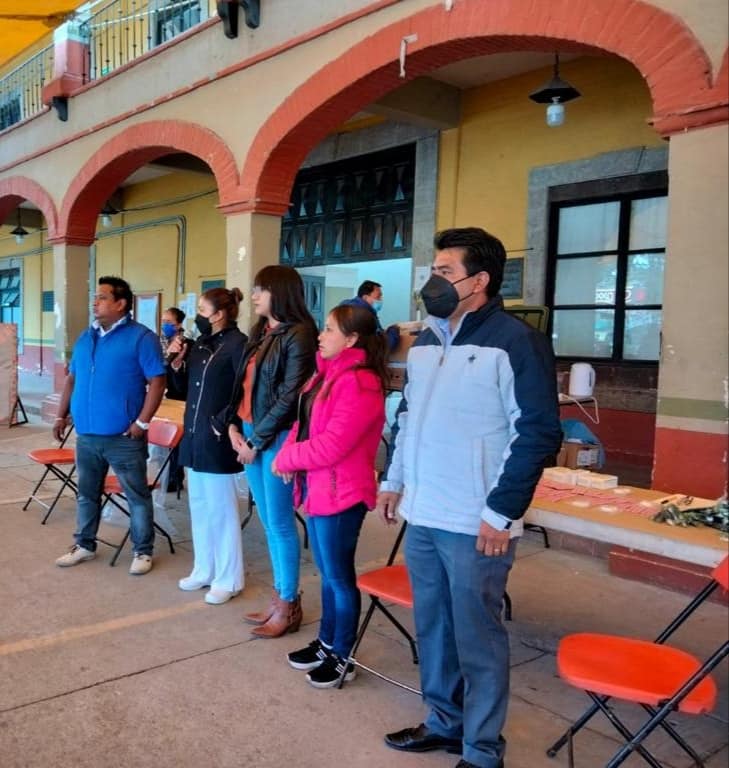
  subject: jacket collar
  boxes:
[315,347,366,377]
[426,295,503,343]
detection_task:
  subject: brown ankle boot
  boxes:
[242,592,277,626]
[251,595,302,638]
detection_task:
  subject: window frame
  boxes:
[545,172,668,365]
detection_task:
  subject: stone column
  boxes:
[653,123,728,497]
[50,242,90,392]
[223,211,283,333]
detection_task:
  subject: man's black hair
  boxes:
[357,280,382,298]
[98,275,133,312]
[433,227,507,298]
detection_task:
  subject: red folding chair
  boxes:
[99,420,183,566]
[547,555,729,768]
[339,521,512,691]
[23,425,77,525]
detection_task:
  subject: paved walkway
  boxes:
[0,419,727,768]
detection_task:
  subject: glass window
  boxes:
[549,191,666,361]
[629,197,667,250]
[557,202,619,254]
[554,256,617,305]
[626,252,665,305]
[552,309,615,358]
[624,309,662,360]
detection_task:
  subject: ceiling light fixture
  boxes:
[100,201,118,228]
[529,53,581,127]
[11,211,28,245]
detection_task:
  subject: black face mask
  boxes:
[420,274,473,319]
[194,313,213,336]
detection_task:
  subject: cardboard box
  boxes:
[557,440,600,469]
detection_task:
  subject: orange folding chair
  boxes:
[23,425,77,525]
[547,555,729,768]
[339,521,512,691]
[99,420,183,566]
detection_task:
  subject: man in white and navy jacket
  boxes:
[378,228,562,768]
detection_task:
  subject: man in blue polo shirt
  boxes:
[53,276,166,575]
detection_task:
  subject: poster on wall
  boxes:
[134,292,161,334]
[0,323,18,427]
[501,258,524,300]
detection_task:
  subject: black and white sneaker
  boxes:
[287,639,331,671]
[306,654,356,689]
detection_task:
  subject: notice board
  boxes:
[0,323,18,427]
[501,258,524,300]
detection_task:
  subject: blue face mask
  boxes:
[371,299,383,313]
[161,322,177,338]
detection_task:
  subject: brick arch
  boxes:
[59,120,240,244]
[0,177,59,239]
[240,0,723,214]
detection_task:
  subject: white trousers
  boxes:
[186,469,244,592]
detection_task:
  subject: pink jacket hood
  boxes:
[275,347,385,516]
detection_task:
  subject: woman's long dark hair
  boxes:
[250,265,317,341]
[328,304,389,392]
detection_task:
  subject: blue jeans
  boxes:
[243,423,300,601]
[307,503,367,658]
[75,433,154,555]
[405,524,517,768]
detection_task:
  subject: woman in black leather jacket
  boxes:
[167,287,248,606]
[227,266,317,638]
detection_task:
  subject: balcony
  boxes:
[0,0,210,132]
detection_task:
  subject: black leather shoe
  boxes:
[384,723,461,754]
[454,759,504,768]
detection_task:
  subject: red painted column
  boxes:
[41,17,90,110]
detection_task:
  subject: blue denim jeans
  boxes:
[74,433,154,555]
[242,423,300,601]
[307,503,367,659]
[405,524,517,768]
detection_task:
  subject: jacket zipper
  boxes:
[192,343,221,434]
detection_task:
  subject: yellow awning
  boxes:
[0,2,83,70]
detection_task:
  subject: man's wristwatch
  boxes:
[135,419,150,431]
[245,438,256,451]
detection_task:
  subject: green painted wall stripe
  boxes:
[658,397,728,421]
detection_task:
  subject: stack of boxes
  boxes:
[542,466,619,489]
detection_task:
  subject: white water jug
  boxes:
[568,362,595,398]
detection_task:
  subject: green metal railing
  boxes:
[0,0,209,131]
[0,45,54,131]
[81,0,208,81]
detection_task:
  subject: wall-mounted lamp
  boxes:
[11,211,28,245]
[529,53,581,127]
[100,201,118,228]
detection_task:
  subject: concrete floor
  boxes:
[0,420,727,768]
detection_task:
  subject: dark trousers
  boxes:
[405,523,516,768]
[75,433,154,555]
[307,503,367,658]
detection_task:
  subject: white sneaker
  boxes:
[178,576,210,591]
[56,545,96,567]
[204,588,241,605]
[129,554,153,576]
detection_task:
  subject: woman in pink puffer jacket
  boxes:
[273,304,388,689]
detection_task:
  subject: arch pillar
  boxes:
[652,122,728,497]
[50,240,91,390]
[222,209,283,332]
